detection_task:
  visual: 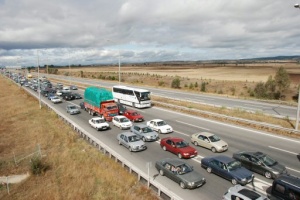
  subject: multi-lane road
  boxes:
[22,77,300,200]
[42,74,298,120]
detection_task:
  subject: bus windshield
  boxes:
[140,92,150,101]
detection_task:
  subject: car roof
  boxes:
[151,119,163,122]
[163,137,183,142]
[209,155,234,164]
[197,132,215,137]
[160,158,185,166]
[91,117,104,120]
[228,185,265,200]
[115,115,126,119]
[275,174,300,189]
[134,124,148,128]
[119,132,135,137]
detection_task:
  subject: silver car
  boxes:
[66,105,80,115]
[117,132,147,152]
[130,124,159,142]
[223,185,268,200]
[191,132,228,153]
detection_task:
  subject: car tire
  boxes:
[231,179,237,185]
[211,147,217,153]
[129,147,132,152]
[178,153,182,159]
[159,169,164,176]
[118,140,121,145]
[264,171,272,179]
[158,129,162,134]
[180,182,186,189]
[142,137,146,142]
[207,167,212,173]
[193,141,198,146]
[162,146,167,151]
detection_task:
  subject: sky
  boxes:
[1,0,300,67]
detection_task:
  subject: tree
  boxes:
[275,67,290,92]
[254,82,267,98]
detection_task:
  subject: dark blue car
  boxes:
[201,155,254,185]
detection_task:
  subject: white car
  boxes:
[56,90,62,96]
[112,116,132,130]
[146,119,173,134]
[50,96,62,104]
[89,117,110,131]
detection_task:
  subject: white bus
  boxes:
[112,85,151,108]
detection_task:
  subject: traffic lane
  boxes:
[143,106,300,177]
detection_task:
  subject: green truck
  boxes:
[83,87,119,121]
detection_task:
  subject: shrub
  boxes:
[30,157,48,175]
[158,81,165,86]
[171,77,181,88]
[201,82,206,92]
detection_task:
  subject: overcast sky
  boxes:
[1,0,300,67]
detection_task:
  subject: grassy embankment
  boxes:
[0,76,158,200]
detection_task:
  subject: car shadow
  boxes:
[297,154,300,162]
[153,173,159,180]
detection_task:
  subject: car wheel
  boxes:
[129,147,132,152]
[119,125,122,130]
[193,141,198,146]
[158,129,162,134]
[231,179,237,185]
[142,137,146,142]
[118,140,121,145]
[211,147,217,153]
[162,146,167,151]
[207,167,212,173]
[180,182,186,189]
[264,171,272,179]
[159,169,164,176]
[178,153,182,159]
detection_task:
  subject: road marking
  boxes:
[244,104,265,108]
[176,120,210,131]
[268,146,298,155]
[286,167,300,174]
[174,130,190,137]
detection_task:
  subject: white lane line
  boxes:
[287,167,300,174]
[176,120,210,131]
[244,104,265,108]
[268,146,298,155]
[175,130,190,137]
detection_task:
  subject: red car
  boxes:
[160,137,198,159]
[123,110,144,122]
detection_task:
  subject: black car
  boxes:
[116,102,127,115]
[73,93,82,99]
[155,158,206,189]
[79,102,85,109]
[233,151,287,179]
[62,93,75,101]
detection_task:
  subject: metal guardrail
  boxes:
[46,74,299,135]
[153,100,300,135]
[1,74,183,200]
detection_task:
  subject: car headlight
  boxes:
[188,182,195,186]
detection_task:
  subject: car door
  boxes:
[239,153,252,170]
[249,155,264,174]
[122,135,129,148]
[91,119,95,128]
[165,139,174,152]
[134,126,141,138]
[197,135,211,149]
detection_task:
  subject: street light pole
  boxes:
[37,50,41,109]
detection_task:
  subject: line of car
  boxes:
[5,72,299,199]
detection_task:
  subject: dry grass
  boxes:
[0,77,158,200]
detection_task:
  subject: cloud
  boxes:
[0,0,300,66]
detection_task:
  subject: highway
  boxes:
[41,73,298,119]
[23,83,300,200]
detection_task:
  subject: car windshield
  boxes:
[157,121,167,126]
[259,154,277,166]
[176,140,189,148]
[120,118,129,122]
[95,119,105,123]
[142,127,153,133]
[227,160,241,171]
[128,135,139,142]
[69,106,76,109]
[208,135,220,142]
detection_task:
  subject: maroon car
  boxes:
[160,137,198,159]
[124,110,144,122]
